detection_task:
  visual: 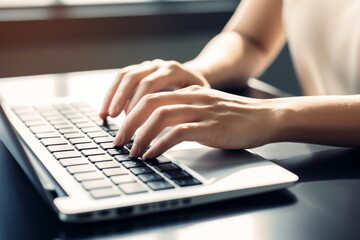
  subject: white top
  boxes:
[283,0,360,95]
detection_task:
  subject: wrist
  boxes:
[268,98,299,143]
[183,60,211,88]
[183,60,211,81]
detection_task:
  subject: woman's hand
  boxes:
[99,59,210,119]
[113,85,282,159]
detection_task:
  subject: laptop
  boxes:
[0,95,298,223]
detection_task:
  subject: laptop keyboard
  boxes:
[11,102,201,199]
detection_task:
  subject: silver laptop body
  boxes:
[0,97,298,223]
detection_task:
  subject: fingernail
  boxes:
[130,143,140,157]
[109,106,118,116]
[109,109,115,116]
[143,149,154,159]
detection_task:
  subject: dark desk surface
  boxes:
[1,71,360,240]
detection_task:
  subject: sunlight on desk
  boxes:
[0,69,118,109]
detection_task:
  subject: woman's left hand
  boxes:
[113,85,282,159]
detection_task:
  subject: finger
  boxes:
[126,68,179,113]
[99,64,137,119]
[128,105,207,157]
[108,64,158,117]
[114,91,203,146]
[115,89,218,146]
[143,122,209,159]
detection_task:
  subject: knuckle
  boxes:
[172,125,190,138]
[153,107,170,119]
[214,101,228,109]
[166,61,181,70]
[117,68,127,77]
[141,93,158,105]
[122,72,136,84]
[117,72,126,80]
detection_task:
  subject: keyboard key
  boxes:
[30,126,54,133]
[75,122,95,128]
[109,131,118,137]
[88,154,113,163]
[82,179,112,190]
[81,148,105,157]
[24,120,48,127]
[70,117,89,124]
[54,104,73,111]
[93,119,106,126]
[65,113,83,120]
[19,114,43,122]
[93,136,114,144]
[45,115,65,121]
[102,124,119,132]
[53,150,82,159]
[59,107,76,112]
[35,132,61,139]
[122,159,145,169]
[138,173,163,183]
[69,137,92,145]
[42,110,61,117]
[47,144,74,153]
[147,180,174,191]
[125,142,133,150]
[12,106,33,114]
[173,177,201,187]
[145,157,171,166]
[154,163,180,172]
[75,143,98,150]
[95,161,120,169]
[88,115,102,121]
[87,131,108,138]
[58,128,78,134]
[81,127,101,133]
[48,119,68,125]
[114,155,130,162]
[41,138,68,146]
[130,166,153,175]
[107,148,129,156]
[67,164,96,174]
[163,170,190,180]
[103,167,128,177]
[63,132,85,139]
[74,172,104,182]
[110,175,136,184]
[100,142,116,150]
[119,182,147,195]
[90,188,120,199]
[53,123,73,129]
[59,157,88,167]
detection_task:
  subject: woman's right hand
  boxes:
[99,59,210,119]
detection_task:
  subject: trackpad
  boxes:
[168,146,269,181]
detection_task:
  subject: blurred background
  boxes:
[0,0,301,96]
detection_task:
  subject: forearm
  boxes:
[273,95,360,147]
[184,31,268,89]
[184,0,285,90]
